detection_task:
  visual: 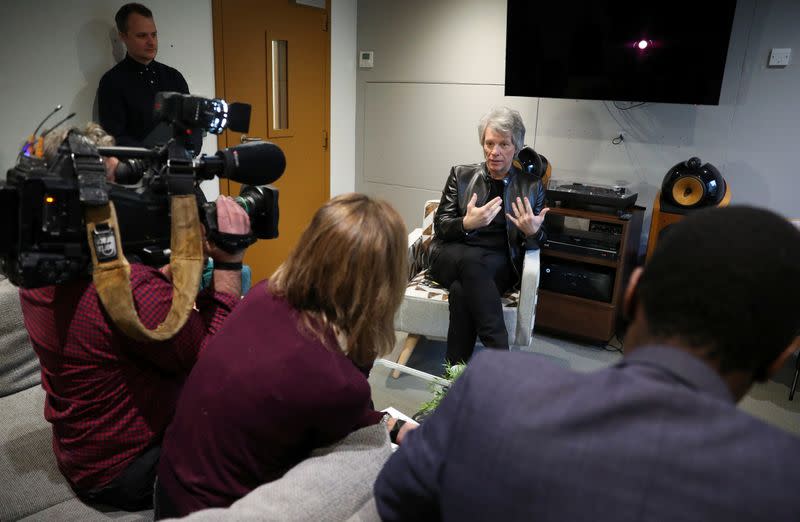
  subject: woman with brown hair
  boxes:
[155,193,408,517]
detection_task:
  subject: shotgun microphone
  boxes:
[42,112,77,137]
[32,104,63,137]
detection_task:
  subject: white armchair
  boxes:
[390,200,541,377]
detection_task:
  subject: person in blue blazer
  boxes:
[375,205,800,522]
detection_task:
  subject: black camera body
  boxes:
[1,155,90,287]
[0,93,284,288]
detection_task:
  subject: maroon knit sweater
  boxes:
[157,281,383,516]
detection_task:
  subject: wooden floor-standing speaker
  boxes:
[646,157,731,259]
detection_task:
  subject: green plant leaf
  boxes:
[416,360,467,415]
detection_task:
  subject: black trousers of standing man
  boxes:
[428,243,517,364]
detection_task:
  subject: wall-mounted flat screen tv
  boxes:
[504,1,738,105]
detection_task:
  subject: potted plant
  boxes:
[412,361,467,423]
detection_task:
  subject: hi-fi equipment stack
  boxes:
[536,180,644,343]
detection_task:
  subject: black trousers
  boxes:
[429,243,517,364]
[153,476,180,520]
[79,445,160,512]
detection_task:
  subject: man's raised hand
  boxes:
[463,193,503,231]
[506,196,549,237]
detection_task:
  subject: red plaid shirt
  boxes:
[19,264,240,492]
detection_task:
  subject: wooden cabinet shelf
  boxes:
[535,205,644,343]
[537,289,615,309]
[539,249,618,268]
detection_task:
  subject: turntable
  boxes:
[546,180,638,209]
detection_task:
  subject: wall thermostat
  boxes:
[359,50,374,69]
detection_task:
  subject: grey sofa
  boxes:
[169,423,390,521]
[0,276,389,521]
[0,276,153,521]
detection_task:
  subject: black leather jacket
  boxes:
[431,162,547,277]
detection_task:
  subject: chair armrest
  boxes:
[408,228,423,248]
[407,228,425,279]
[514,249,541,347]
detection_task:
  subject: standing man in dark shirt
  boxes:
[98,3,189,146]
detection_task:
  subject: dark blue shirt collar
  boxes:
[620,345,734,403]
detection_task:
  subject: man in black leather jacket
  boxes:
[428,107,549,363]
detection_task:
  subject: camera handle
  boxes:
[84,195,204,342]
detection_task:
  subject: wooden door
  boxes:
[213,0,330,282]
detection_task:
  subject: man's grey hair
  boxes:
[478,107,526,153]
[43,122,115,165]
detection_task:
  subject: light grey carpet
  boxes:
[372,332,800,437]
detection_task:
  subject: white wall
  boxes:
[0,0,359,200]
[330,0,358,195]
[356,0,800,253]
[0,0,218,198]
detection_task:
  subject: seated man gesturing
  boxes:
[428,106,548,364]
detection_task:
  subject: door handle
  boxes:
[240,135,264,143]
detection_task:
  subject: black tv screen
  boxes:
[504,1,738,105]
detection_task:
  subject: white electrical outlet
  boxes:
[769,48,791,67]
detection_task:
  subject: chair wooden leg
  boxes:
[393,334,421,378]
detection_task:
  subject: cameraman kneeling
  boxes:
[19,128,252,511]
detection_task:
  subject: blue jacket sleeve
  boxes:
[373,364,473,520]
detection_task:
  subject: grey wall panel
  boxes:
[357,0,506,84]
[362,181,442,233]
[0,0,218,198]
[357,0,800,254]
[362,82,539,191]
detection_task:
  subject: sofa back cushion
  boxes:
[0,277,40,397]
[0,386,76,521]
[171,423,392,521]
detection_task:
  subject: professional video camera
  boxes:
[0,92,286,289]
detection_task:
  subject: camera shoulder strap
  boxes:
[84,195,204,342]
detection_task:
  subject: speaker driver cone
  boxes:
[671,176,705,207]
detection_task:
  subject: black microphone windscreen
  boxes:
[227,103,251,133]
[217,141,286,186]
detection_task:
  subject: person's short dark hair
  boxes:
[638,205,800,376]
[115,3,153,33]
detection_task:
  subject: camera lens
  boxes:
[235,185,278,240]
[234,187,261,215]
[114,159,148,184]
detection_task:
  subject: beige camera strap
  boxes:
[84,195,204,342]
